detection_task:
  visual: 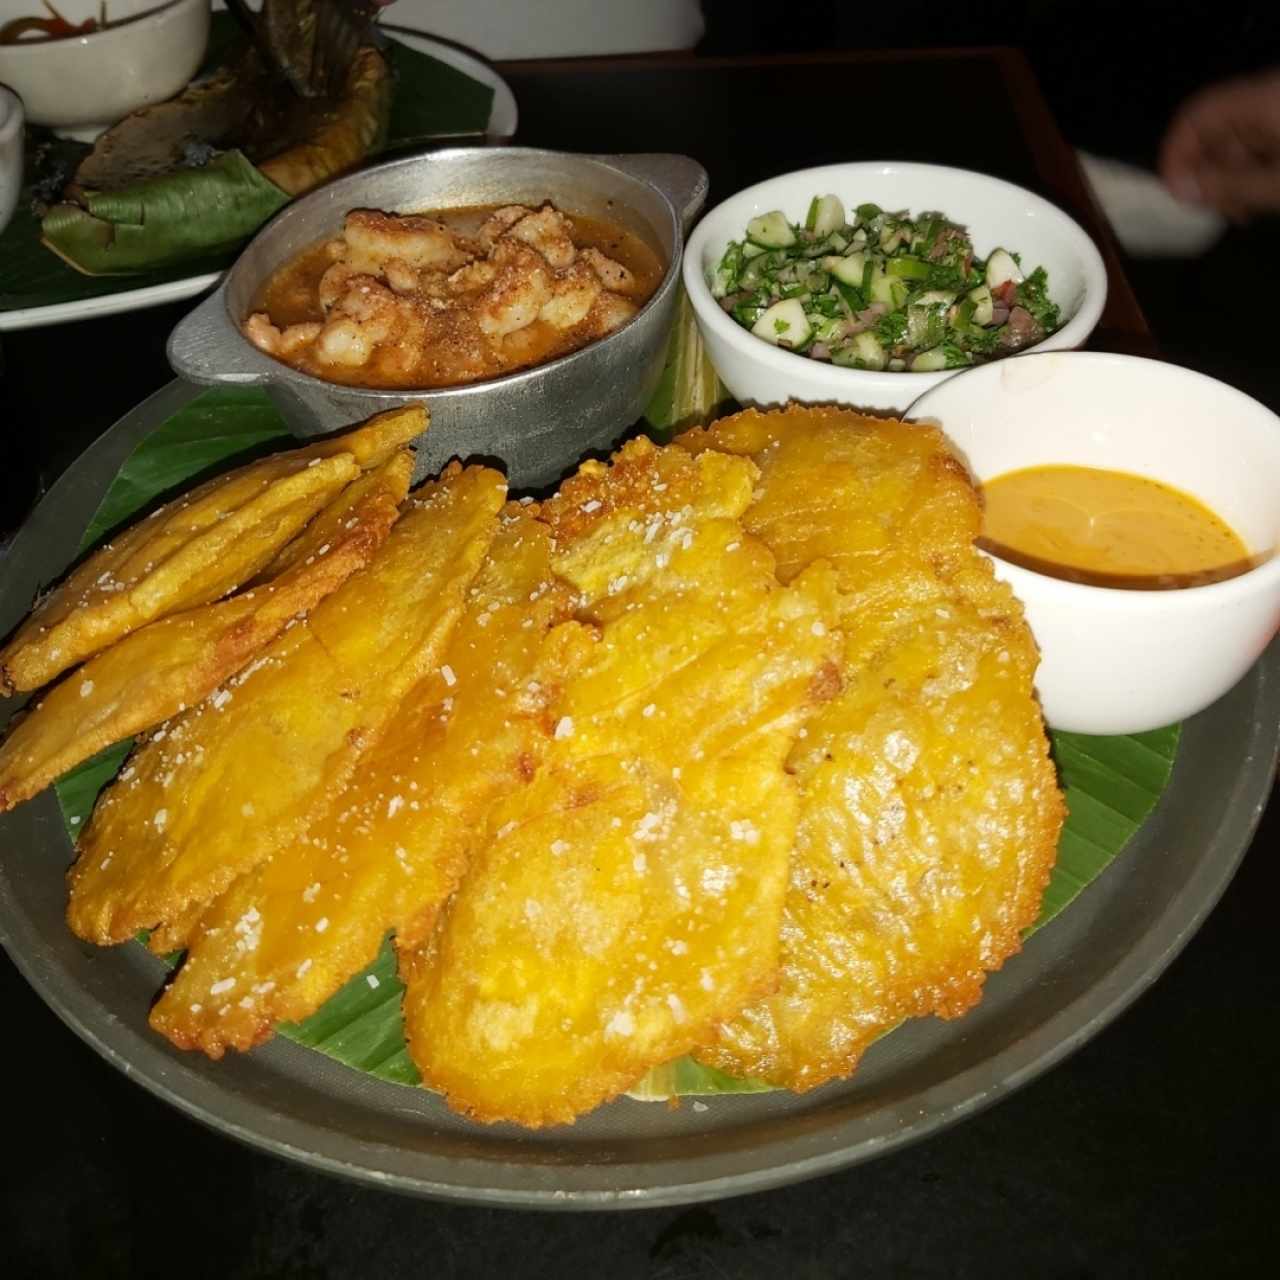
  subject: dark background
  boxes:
[2,4,1279,1276]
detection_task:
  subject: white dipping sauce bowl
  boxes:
[0,0,209,134]
[0,84,21,234]
[684,160,1108,415]
[907,352,1280,735]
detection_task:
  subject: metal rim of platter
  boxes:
[1,380,1276,1210]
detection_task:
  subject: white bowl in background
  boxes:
[684,161,1108,415]
[907,352,1280,735]
[0,84,21,233]
[0,0,209,134]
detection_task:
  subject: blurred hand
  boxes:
[1159,69,1280,220]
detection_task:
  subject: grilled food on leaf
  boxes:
[677,406,1064,1092]
[150,504,594,1055]
[0,454,407,812]
[40,0,391,275]
[400,439,842,1127]
[66,462,505,947]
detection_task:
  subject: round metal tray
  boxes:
[2,381,1276,1209]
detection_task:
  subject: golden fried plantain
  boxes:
[0,454,407,812]
[678,406,1065,1091]
[150,505,594,1056]
[0,408,424,696]
[66,462,505,947]
[401,439,842,1127]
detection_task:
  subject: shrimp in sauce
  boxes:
[243,202,663,389]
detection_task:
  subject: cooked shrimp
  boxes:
[539,261,602,330]
[243,312,283,355]
[477,241,553,338]
[342,209,473,274]
[314,318,375,367]
[580,247,636,293]
[448,259,498,294]
[477,204,533,247]
[507,205,577,270]
[318,262,360,311]
[588,291,639,336]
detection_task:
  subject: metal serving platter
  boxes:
[2,380,1276,1210]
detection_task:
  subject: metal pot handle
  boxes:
[166,285,274,386]
[593,153,709,233]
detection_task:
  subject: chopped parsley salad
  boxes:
[710,194,1062,371]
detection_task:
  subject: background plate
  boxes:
[0,380,1276,1209]
[0,28,518,334]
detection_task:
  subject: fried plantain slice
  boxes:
[401,439,842,1127]
[255,450,412,581]
[66,462,505,947]
[150,505,595,1056]
[0,409,424,697]
[678,406,1065,1092]
[0,455,407,813]
[0,452,359,695]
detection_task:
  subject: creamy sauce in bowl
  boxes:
[979,464,1262,590]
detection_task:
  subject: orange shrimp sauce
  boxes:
[979,464,1260,590]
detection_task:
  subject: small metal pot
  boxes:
[167,147,708,490]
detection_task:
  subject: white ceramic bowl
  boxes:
[0,0,209,133]
[684,161,1108,415]
[907,352,1280,735]
[0,84,21,233]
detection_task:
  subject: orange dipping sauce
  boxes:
[979,464,1260,590]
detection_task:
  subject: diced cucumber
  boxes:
[711,243,744,298]
[823,252,866,286]
[950,297,978,334]
[741,241,766,259]
[907,303,946,350]
[966,284,994,325]
[746,210,796,249]
[879,221,908,253]
[850,227,868,245]
[851,331,887,370]
[812,315,848,344]
[751,298,811,348]
[886,256,932,281]
[870,270,911,309]
[825,232,850,253]
[887,357,907,372]
[913,289,957,308]
[909,346,949,372]
[985,248,1023,288]
[805,193,846,237]
[831,331,887,370]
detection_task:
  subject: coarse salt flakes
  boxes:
[79,680,94,697]
[667,993,687,1022]
[314,916,329,933]
[633,852,648,874]
[211,689,231,710]
[440,664,457,687]
[366,974,380,990]
[302,881,321,903]
[241,802,255,818]
[210,977,236,996]
[550,839,569,855]
[153,809,168,831]
[725,541,740,552]
[189,1003,202,1015]
[605,1009,634,1038]
[811,620,827,637]
[729,819,760,845]
[553,716,574,739]
[386,795,404,819]
[296,959,313,978]
[668,939,688,956]
[642,703,656,718]
[581,499,602,513]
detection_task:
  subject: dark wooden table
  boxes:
[2,48,1273,1278]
